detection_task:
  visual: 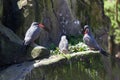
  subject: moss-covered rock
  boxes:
[0,24,23,66]
[26,46,50,60]
[0,24,50,66]
[0,51,101,80]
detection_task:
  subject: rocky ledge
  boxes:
[0,24,50,66]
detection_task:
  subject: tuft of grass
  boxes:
[50,35,89,55]
[69,42,89,53]
[50,47,60,55]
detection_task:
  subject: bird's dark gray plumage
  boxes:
[21,22,45,54]
[83,25,108,56]
[59,35,69,54]
[23,22,41,46]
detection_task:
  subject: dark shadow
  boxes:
[67,34,83,45]
[2,0,24,33]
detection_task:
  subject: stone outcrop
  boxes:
[0,51,100,80]
[0,24,50,66]
[0,0,3,22]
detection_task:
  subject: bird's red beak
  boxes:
[39,23,45,28]
[39,23,49,32]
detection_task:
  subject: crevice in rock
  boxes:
[34,0,40,22]
[50,0,59,25]
[2,0,24,33]
[96,0,105,17]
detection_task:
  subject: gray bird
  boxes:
[83,25,108,56]
[23,22,46,49]
[59,35,69,54]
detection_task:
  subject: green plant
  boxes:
[50,47,60,55]
[69,42,89,52]
[50,35,89,55]
[104,0,120,44]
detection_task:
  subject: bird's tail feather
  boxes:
[21,41,29,54]
[100,49,109,56]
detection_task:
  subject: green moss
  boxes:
[28,53,104,80]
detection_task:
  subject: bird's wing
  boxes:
[58,39,69,54]
[63,39,69,50]
[58,40,63,50]
[59,39,68,51]
[24,27,35,45]
[25,26,38,37]
[83,35,92,46]
[24,26,40,45]
[83,34,99,50]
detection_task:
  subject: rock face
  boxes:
[0,0,3,22]
[0,24,23,66]
[0,24,50,66]
[0,51,100,80]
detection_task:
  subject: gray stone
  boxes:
[0,0,3,21]
[0,24,50,66]
[26,45,50,60]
